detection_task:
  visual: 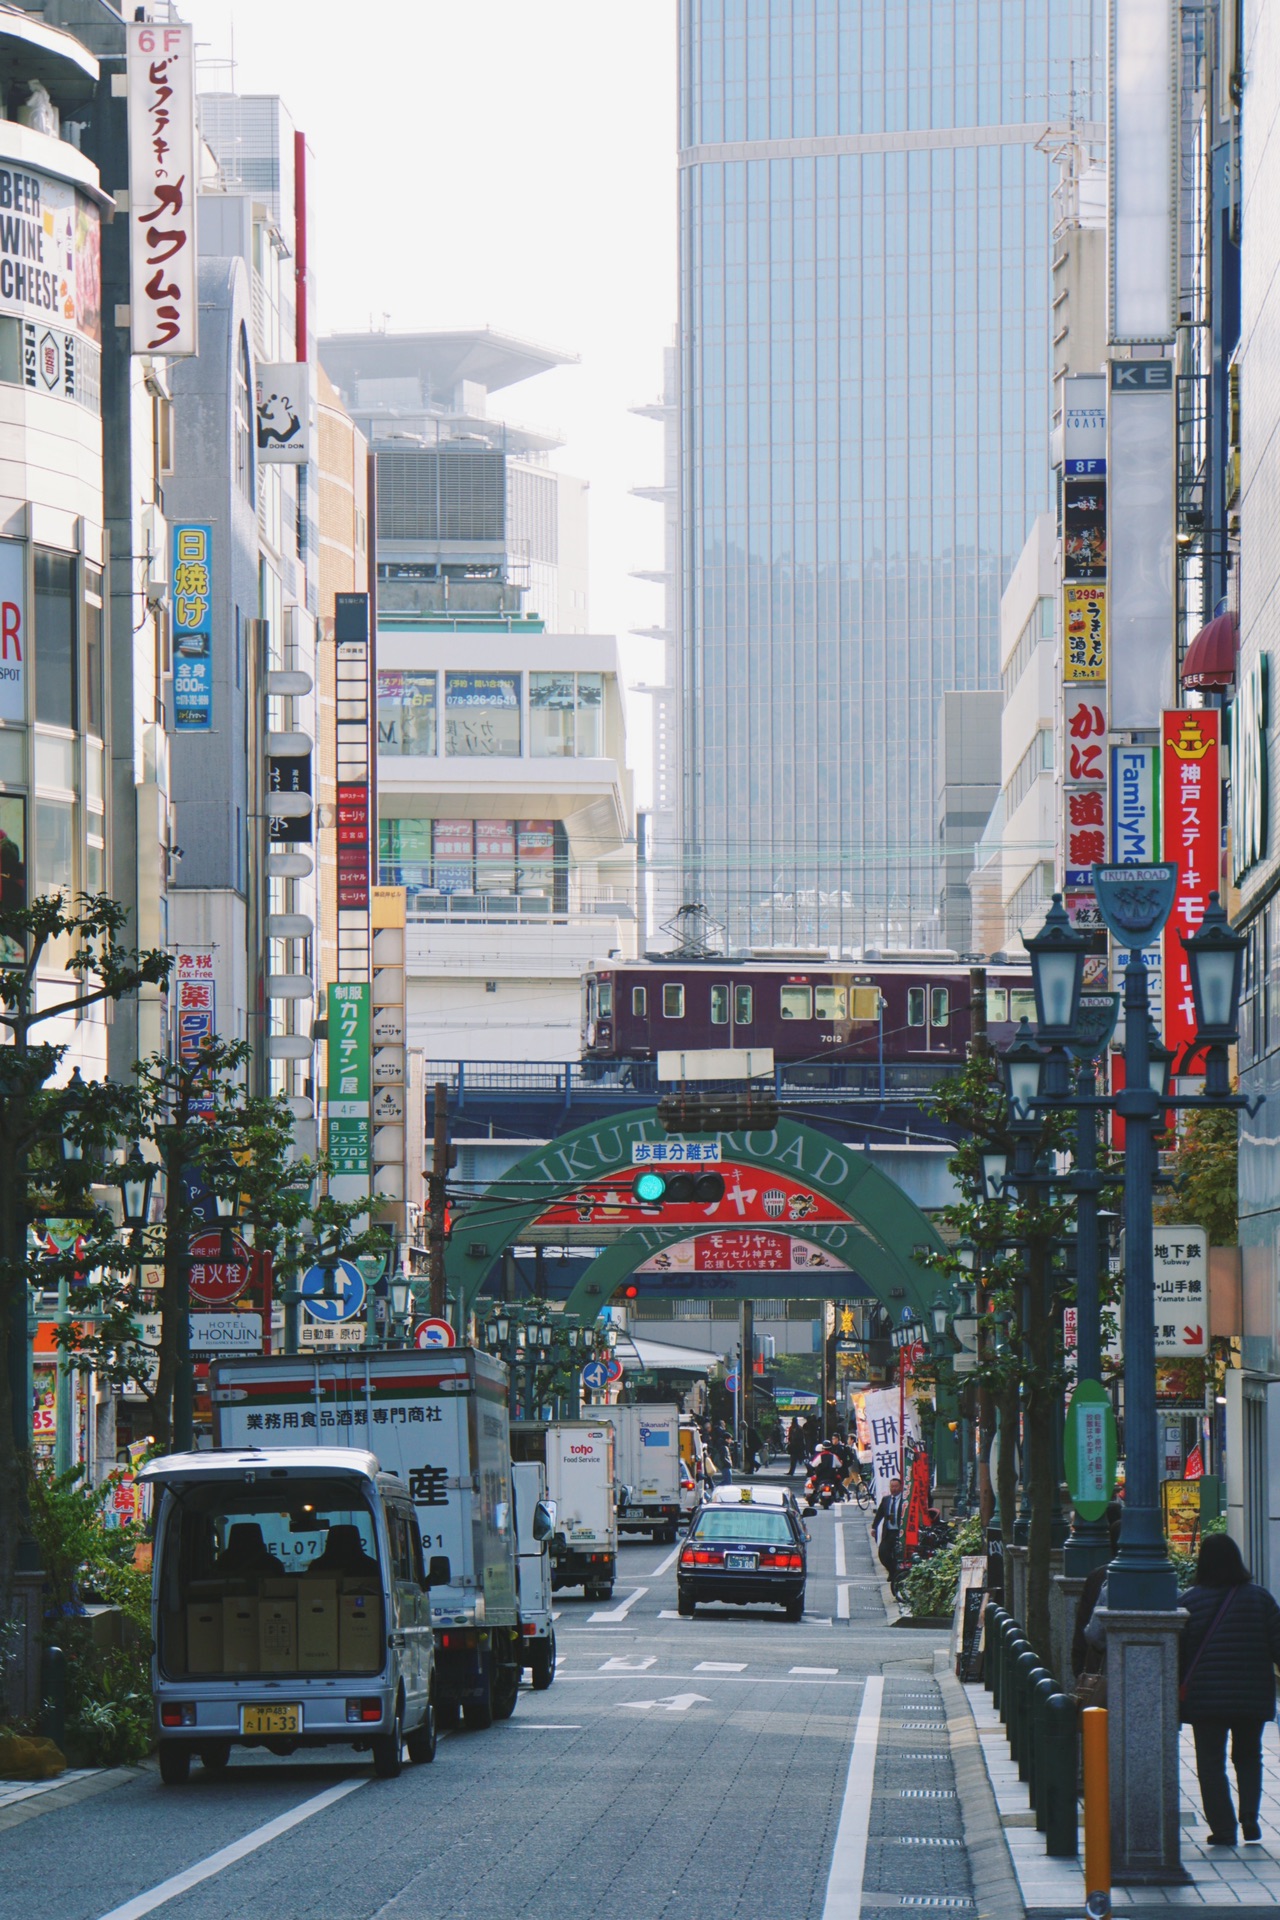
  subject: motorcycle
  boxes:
[802,1448,845,1513]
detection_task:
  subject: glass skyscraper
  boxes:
[679,0,1103,951]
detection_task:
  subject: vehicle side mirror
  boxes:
[426,1555,451,1588]
[532,1499,555,1544]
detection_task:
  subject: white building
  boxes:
[376,620,636,1060]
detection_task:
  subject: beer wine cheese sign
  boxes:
[1064,1379,1118,1521]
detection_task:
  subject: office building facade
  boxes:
[678,0,1103,952]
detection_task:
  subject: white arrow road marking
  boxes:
[599,1654,658,1671]
[821,1675,884,1920]
[619,1692,711,1714]
[695,1661,746,1672]
[837,1583,851,1619]
[91,1778,367,1920]
[588,1586,648,1623]
[834,1523,847,1578]
[657,1609,683,1620]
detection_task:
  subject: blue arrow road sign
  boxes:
[581,1359,609,1391]
[301,1259,365,1323]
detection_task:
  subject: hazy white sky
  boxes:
[181,0,676,694]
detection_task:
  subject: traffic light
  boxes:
[656,1089,780,1134]
[630,1169,727,1205]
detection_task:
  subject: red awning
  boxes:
[1181,609,1239,689]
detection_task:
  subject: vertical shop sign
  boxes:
[1111,745,1159,863]
[0,540,25,724]
[171,524,213,730]
[1162,710,1221,1070]
[125,22,199,356]
[176,948,216,1114]
[327,982,370,1174]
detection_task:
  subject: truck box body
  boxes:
[210,1350,519,1716]
[602,1405,682,1539]
[511,1420,616,1596]
[511,1459,554,1682]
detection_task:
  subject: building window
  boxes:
[1004,731,1055,817]
[444,672,521,756]
[529,671,605,757]
[632,986,647,1018]
[710,984,729,1025]
[815,986,847,1020]
[377,672,438,756]
[34,551,75,730]
[235,330,253,501]
[907,987,926,1027]
[662,982,685,1019]
[780,985,812,1020]
[35,797,74,892]
[734,985,753,1025]
[84,570,104,739]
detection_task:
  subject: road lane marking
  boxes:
[837,1583,850,1619]
[589,1586,648,1622]
[618,1692,710,1714]
[834,1523,847,1578]
[820,1674,884,1920]
[599,1654,657,1671]
[91,1777,367,1920]
[695,1661,746,1672]
[507,1724,582,1730]
[792,1665,838,1675]
[645,1543,682,1577]
[657,1609,682,1620]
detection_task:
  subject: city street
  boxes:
[0,1501,986,1920]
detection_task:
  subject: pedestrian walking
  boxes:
[1179,1533,1280,1847]
[711,1419,734,1483]
[786,1419,805,1478]
[872,1476,905,1586]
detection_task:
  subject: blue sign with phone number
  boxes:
[172,522,213,731]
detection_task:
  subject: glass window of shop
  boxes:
[377,671,437,755]
[35,797,74,893]
[34,552,76,730]
[529,671,604,757]
[444,672,521,756]
[380,816,565,908]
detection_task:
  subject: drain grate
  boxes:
[898,1721,948,1729]
[890,1751,948,1760]
[898,1899,974,1910]
[898,1788,956,1798]
[894,1836,965,1848]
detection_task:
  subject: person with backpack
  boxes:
[1177,1533,1280,1846]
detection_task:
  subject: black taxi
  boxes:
[676,1491,807,1620]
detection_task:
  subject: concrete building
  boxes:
[993,514,1057,951]
[375,615,636,1061]
[319,329,589,635]
[935,692,1001,955]
[630,341,681,948]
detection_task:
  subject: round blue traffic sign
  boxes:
[301,1259,366,1323]
[581,1359,609,1391]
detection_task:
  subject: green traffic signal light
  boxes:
[632,1170,667,1202]
[630,1169,726,1206]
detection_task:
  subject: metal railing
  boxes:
[420,1058,961,1106]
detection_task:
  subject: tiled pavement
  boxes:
[964,1680,1280,1912]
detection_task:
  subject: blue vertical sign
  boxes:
[172,523,213,731]
[1110,745,1159,864]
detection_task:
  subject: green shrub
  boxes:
[903,1513,985,1618]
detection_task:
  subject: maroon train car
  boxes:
[581,958,1035,1069]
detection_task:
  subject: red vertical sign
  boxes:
[1161,710,1220,1074]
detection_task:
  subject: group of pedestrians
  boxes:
[1075,1524,1280,1848]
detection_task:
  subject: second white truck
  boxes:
[511,1421,617,1599]
[601,1404,683,1543]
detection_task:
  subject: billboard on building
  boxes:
[171,524,212,730]
[255,362,311,464]
[126,22,198,356]
[1162,710,1220,1070]
[1109,361,1176,727]
[0,540,25,724]
[1111,744,1159,864]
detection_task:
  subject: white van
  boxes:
[143,1447,445,1783]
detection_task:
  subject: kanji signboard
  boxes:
[1161,711,1220,1069]
[327,983,370,1174]
[126,23,198,355]
[1153,1226,1208,1358]
[171,524,213,731]
[1064,584,1107,682]
[535,1165,844,1231]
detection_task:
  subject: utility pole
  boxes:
[427,1080,452,1321]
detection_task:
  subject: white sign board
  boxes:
[134,1312,261,1352]
[256,361,311,463]
[859,1388,922,1502]
[1153,1225,1208,1358]
[126,22,198,356]
[656,1048,774,1082]
[631,1141,723,1165]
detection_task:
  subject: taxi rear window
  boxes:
[692,1509,793,1546]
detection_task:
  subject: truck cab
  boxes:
[511,1460,556,1689]
[142,1447,444,1784]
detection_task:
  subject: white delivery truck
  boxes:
[512,1460,555,1688]
[142,1447,441,1783]
[511,1421,616,1599]
[210,1349,524,1731]
[602,1404,683,1542]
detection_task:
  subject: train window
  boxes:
[907,988,926,1027]
[710,985,729,1025]
[986,987,1008,1022]
[662,983,685,1019]
[815,987,847,1021]
[1010,989,1036,1023]
[598,982,613,1018]
[734,985,754,1025]
[632,986,647,1018]
[931,988,950,1027]
[780,985,813,1020]
[850,987,881,1021]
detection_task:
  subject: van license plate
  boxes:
[622,1507,646,1518]
[242,1704,300,1736]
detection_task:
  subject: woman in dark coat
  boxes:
[1180,1533,1280,1846]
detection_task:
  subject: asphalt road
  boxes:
[1,1490,977,1920]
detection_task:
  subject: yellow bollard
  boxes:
[1081,1706,1111,1918]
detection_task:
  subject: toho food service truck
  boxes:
[511,1420,616,1599]
[210,1349,523,1730]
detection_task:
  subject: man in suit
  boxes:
[873,1477,905,1584]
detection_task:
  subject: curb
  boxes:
[0,1763,140,1833]
[936,1654,1030,1920]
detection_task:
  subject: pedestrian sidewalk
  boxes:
[0,1763,136,1831]
[963,1680,1280,1913]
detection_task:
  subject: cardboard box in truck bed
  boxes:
[210,1350,518,1633]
